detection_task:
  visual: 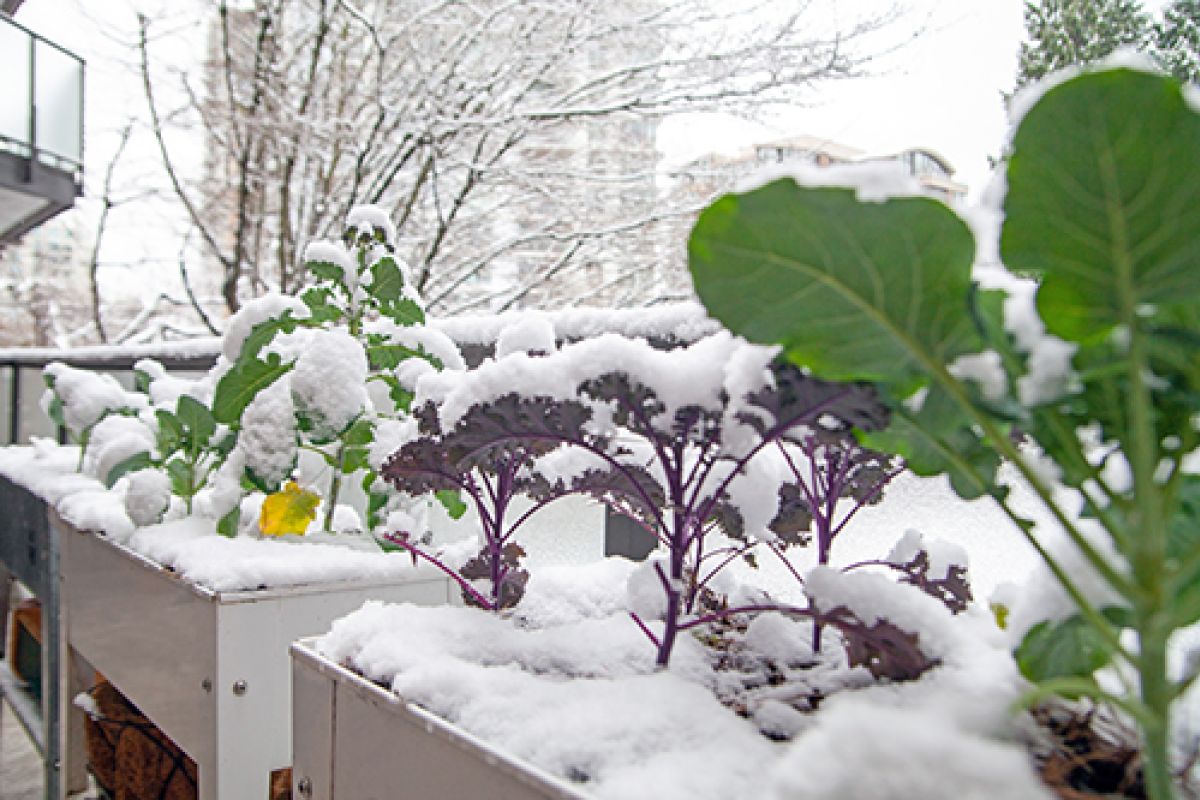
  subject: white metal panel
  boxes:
[62,521,455,800]
[210,578,451,799]
[61,523,220,767]
[291,642,588,800]
[291,642,334,800]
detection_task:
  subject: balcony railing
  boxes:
[0,13,84,241]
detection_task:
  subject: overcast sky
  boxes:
[659,1,1027,200]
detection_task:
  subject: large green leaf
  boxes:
[1016,612,1117,686]
[1169,476,1200,628]
[689,179,980,391]
[104,451,155,489]
[863,384,1002,501]
[1002,69,1200,344]
[176,395,216,450]
[155,409,184,456]
[212,355,293,425]
[368,257,406,305]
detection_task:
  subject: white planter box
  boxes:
[290,638,588,800]
[59,519,454,800]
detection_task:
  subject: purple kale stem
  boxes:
[681,446,713,497]
[766,541,807,588]
[812,441,844,652]
[628,612,661,649]
[695,540,758,594]
[690,385,856,520]
[653,441,690,662]
[678,603,814,632]
[842,558,896,572]
[485,465,516,606]
[649,553,682,667]
[381,532,496,611]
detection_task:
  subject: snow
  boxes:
[289,328,369,439]
[0,338,222,367]
[885,529,968,581]
[947,350,1007,402]
[417,331,769,432]
[740,160,930,204]
[0,444,135,540]
[41,361,145,433]
[73,692,100,719]
[237,378,298,491]
[124,517,444,592]
[346,204,398,249]
[768,701,1053,800]
[221,294,309,362]
[431,302,718,348]
[84,414,154,483]
[316,558,1043,800]
[974,265,1078,406]
[302,241,355,286]
[495,313,557,358]
[123,468,171,527]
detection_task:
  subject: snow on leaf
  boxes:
[212,354,294,425]
[259,481,320,537]
[891,551,973,614]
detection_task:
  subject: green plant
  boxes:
[41,362,146,471]
[109,394,235,515]
[689,68,1200,799]
[211,209,453,534]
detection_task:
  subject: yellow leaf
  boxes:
[259,481,320,537]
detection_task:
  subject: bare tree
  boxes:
[137,0,899,316]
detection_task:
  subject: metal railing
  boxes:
[0,13,85,184]
[0,345,220,445]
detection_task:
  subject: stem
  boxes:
[1140,624,1177,800]
[323,442,345,532]
[628,612,661,649]
[381,532,495,611]
[766,542,807,588]
[655,557,681,668]
[678,603,812,632]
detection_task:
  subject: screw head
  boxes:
[297,776,313,798]
[232,680,248,696]
[201,678,213,693]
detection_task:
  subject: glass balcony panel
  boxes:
[34,40,83,165]
[0,22,31,149]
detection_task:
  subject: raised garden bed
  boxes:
[291,638,588,800]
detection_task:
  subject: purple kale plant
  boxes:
[762,429,972,655]
[771,430,903,650]
[399,334,890,666]
[386,333,960,681]
[379,397,588,610]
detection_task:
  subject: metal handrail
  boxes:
[0,344,221,446]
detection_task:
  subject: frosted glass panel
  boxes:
[17,365,58,442]
[34,40,83,163]
[0,367,11,445]
[0,23,31,146]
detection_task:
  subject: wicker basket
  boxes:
[82,680,197,800]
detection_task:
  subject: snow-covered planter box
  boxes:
[291,638,587,800]
[0,444,459,800]
[61,516,453,800]
[291,558,1055,800]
